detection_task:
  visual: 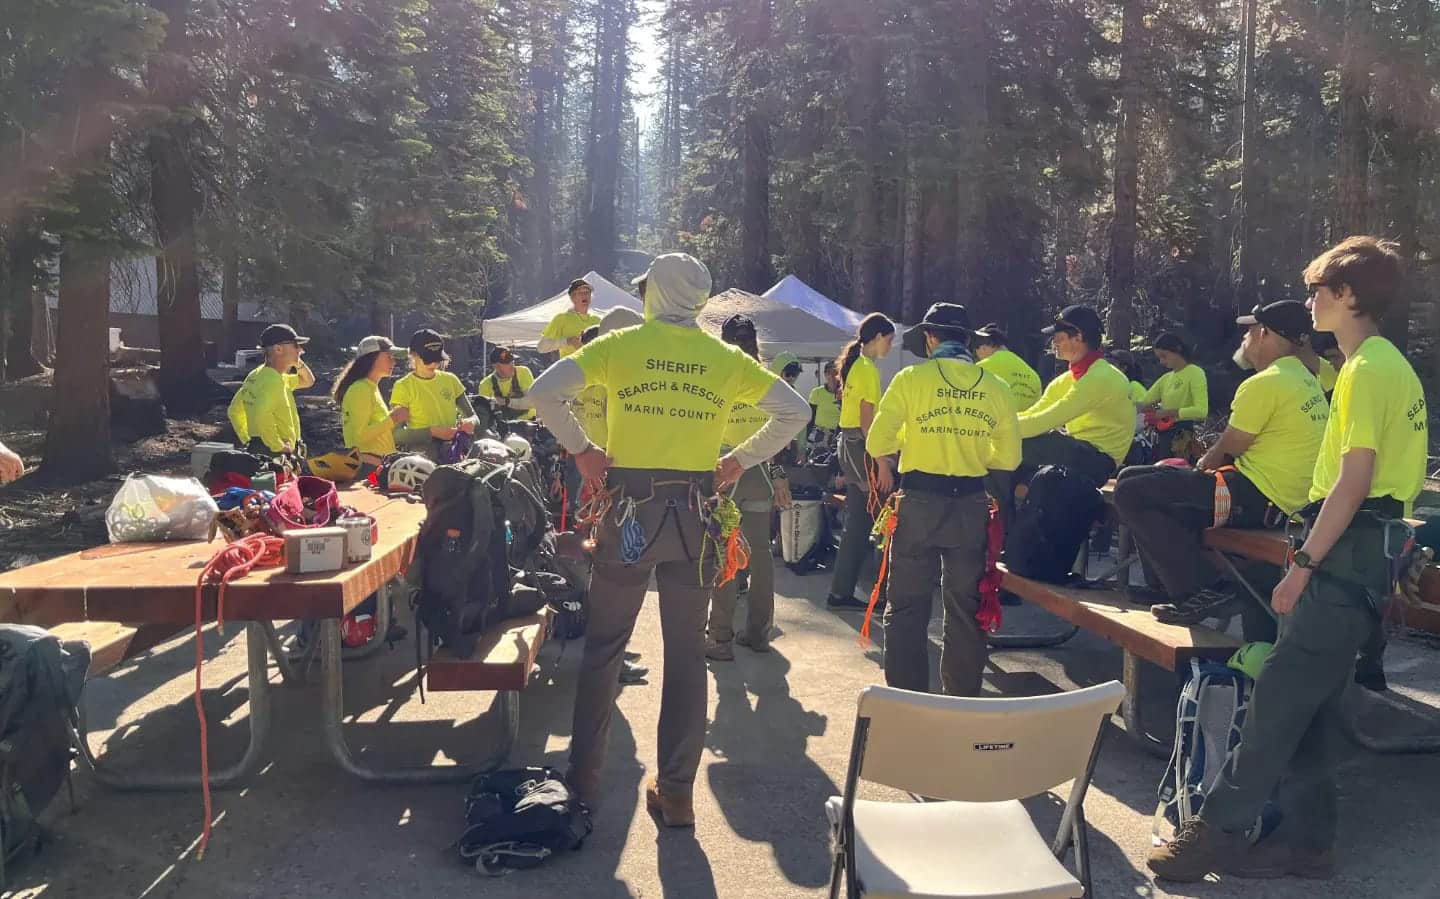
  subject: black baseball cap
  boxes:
[972,322,1008,345]
[489,345,516,365]
[408,328,447,364]
[1237,301,1312,344]
[258,323,309,348]
[568,278,592,296]
[1041,305,1103,343]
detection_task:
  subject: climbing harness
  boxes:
[859,493,901,646]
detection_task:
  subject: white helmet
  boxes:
[502,433,532,461]
[474,438,511,464]
[386,454,435,493]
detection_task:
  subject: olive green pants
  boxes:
[568,469,715,796]
[1201,526,1388,851]
[882,489,991,696]
[706,466,775,644]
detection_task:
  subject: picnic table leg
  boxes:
[318,619,515,783]
[1340,684,1440,754]
[1119,650,1172,759]
[341,580,393,661]
[986,621,1081,649]
[258,621,308,686]
[72,621,273,791]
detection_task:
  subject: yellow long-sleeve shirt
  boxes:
[1018,359,1134,465]
[867,357,1021,475]
[228,366,301,452]
[341,379,397,457]
[1142,363,1209,422]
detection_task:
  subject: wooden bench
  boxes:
[997,567,1239,757]
[423,609,554,769]
[50,622,185,678]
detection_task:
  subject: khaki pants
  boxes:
[706,464,775,644]
[882,489,991,696]
[568,468,715,796]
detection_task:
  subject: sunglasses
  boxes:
[1306,281,1332,298]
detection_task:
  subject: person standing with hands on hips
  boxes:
[1149,236,1428,883]
[867,303,1020,695]
[826,312,896,611]
[390,329,479,461]
[528,252,809,829]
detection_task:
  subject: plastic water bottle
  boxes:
[504,520,514,545]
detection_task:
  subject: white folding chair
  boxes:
[826,681,1125,899]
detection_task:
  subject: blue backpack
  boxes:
[1154,660,1282,845]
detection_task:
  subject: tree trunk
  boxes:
[954,0,991,318]
[220,38,241,358]
[45,111,118,484]
[1233,0,1259,310]
[846,0,884,312]
[4,228,46,381]
[1105,0,1144,347]
[149,0,214,413]
[1337,0,1371,236]
[738,0,774,292]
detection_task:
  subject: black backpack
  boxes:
[404,458,551,670]
[1002,465,1104,583]
[457,767,592,875]
[0,626,90,880]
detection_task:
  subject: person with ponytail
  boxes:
[826,312,896,610]
[333,336,407,474]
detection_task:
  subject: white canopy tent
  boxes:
[481,272,641,348]
[761,275,924,386]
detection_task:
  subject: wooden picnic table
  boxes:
[0,485,511,790]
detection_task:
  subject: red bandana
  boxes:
[1069,351,1103,379]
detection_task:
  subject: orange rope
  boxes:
[859,495,900,647]
[716,526,752,587]
[192,532,284,858]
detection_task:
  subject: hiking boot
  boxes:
[1152,588,1239,625]
[736,632,771,653]
[624,650,642,661]
[705,640,735,661]
[826,594,867,611]
[619,660,649,683]
[1146,819,1248,882]
[645,779,695,828]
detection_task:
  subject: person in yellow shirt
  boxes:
[827,312,896,611]
[332,335,408,472]
[538,278,601,357]
[528,252,808,827]
[1015,305,1133,487]
[477,346,536,421]
[228,323,315,455]
[1140,333,1209,460]
[867,303,1020,696]
[971,323,1042,411]
[706,314,791,661]
[808,360,842,441]
[1151,236,1428,883]
[1113,302,1327,625]
[390,329,479,460]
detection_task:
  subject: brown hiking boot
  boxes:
[705,640,734,661]
[1147,819,1248,882]
[736,632,771,653]
[645,779,695,828]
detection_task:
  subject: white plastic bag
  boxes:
[106,474,219,543]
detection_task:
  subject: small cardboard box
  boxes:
[284,527,348,575]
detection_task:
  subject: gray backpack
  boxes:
[0,625,90,881]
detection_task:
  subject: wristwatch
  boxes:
[1291,549,1319,570]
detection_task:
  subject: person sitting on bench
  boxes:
[1137,333,1209,461]
[1114,300,1328,624]
[1014,304,1134,488]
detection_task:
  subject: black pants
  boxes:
[1019,432,1116,488]
[1111,464,1271,601]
